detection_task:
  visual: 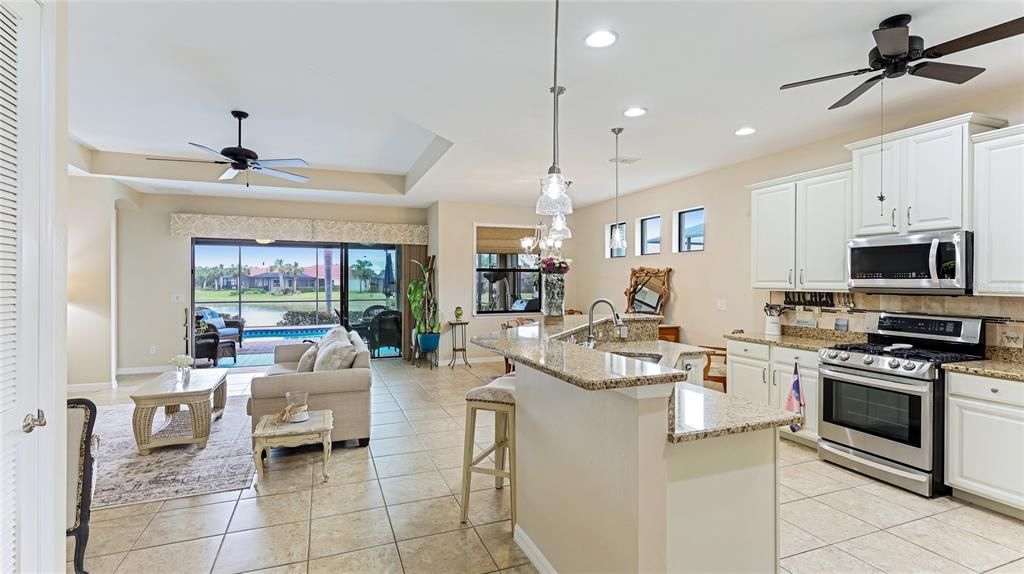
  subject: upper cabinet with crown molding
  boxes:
[846,113,1007,237]
[973,125,1024,296]
[749,164,851,291]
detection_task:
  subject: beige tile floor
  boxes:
[69,361,1024,574]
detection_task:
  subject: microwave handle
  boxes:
[928,238,939,280]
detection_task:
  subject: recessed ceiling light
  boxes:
[584,30,617,48]
[623,107,647,118]
[735,127,757,136]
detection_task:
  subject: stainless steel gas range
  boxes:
[817,312,985,497]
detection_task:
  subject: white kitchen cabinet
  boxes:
[750,183,796,289]
[905,125,965,232]
[728,356,769,405]
[771,348,820,443]
[727,342,820,443]
[973,125,1024,296]
[851,141,902,236]
[749,165,850,291]
[946,372,1024,510]
[847,113,1007,237]
[796,171,851,291]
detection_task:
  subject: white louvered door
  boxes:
[0,1,42,573]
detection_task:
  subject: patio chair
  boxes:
[361,305,387,321]
[196,307,246,348]
[368,310,402,358]
[194,332,237,367]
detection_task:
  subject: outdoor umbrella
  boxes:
[383,251,396,299]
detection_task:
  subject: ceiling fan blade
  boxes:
[780,68,874,90]
[828,74,884,110]
[145,157,227,164]
[189,142,234,162]
[910,61,985,84]
[924,17,1024,58]
[218,168,240,181]
[252,166,310,184]
[250,158,309,168]
[873,26,910,57]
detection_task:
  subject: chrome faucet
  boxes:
[584,298,626,348]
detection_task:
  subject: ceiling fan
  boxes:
[781,15,1024,109]
[147,110,310,185]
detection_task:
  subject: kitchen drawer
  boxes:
[948,372,1024,408]
[727,340,770,362]
[772,347,820,370]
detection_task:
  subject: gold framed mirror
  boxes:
[625,266,671,315]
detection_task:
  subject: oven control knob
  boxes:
[827,351,839,359]
[902,361,918,371]
[887,358,901,369]
[838,352,850,361]
[862,356,875,365]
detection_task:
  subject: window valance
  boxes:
[170,213,428,245]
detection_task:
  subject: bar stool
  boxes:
[460,375,516,526]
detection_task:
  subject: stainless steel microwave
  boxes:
[848,231,972,295]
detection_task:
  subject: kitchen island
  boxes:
[472,316,801,573]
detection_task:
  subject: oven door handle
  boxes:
[819,367,930,395]
[928,238,939,281]
[818,441,929,484]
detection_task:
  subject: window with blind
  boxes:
[474,226,541,314]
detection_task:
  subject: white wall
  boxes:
[566,84,1024,346]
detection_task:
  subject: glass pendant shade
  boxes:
[610,225,626,250]
[541,172,568,199]
[535,191,573,216]
[548,214,572,240]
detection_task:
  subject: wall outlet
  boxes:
[149,345,157,355]
[716,299,727,311]
[171,294,184,303]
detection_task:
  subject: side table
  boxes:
[448,320,471,368]
[252,410,334,485]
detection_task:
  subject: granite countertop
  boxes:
[944,360,1024,383]
[723,332,836,353]
[669,383,803,442]
[472,316,802,443]
[471,315,691,391]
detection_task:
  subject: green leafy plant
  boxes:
[408,258,439,334]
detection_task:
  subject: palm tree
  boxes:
[271,258,286,291]
[290,261,302,291]
[215,264,226,290]
[350,259,374,292]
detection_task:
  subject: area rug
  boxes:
[91,396,255,508]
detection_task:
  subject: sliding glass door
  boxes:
[192,240,402,361]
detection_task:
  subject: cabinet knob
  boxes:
[991,388,1000,394]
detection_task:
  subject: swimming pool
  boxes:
[246,327,331,340]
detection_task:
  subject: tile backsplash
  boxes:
[769,291,1024,352]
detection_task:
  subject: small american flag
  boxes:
[784,362,805,432]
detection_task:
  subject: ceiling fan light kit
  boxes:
[780,15,1024,109]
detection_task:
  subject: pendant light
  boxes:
[609,127,626,251]
[535,0,573,218]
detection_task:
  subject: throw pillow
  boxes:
[319,326,349,348]
[314,340,356,371]
[208,316,226,330]
[297,344,318,372]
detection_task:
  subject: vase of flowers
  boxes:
[539,256,571,317]
[169,354,194,385]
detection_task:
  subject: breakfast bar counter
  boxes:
[472,316,799,573]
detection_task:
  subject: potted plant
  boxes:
[408,257,441,353]
[539,256,571,317]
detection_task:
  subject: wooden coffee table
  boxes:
[129,368,228,455]
[252,410,334,485]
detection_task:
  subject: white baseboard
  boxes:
[513,524,556,574]
[67,382,114,392]
[116,366,169,376]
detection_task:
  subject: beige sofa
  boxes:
[246,331,372,445]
